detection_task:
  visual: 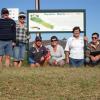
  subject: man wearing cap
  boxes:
[29,36,48,67]
[0,8,16,67]
[47,36,65,66]
[13,12,30,67]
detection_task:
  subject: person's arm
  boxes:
[40,46,48,61]
[56,46,65,62]
[95,54,100,61]
[65,51,70,64]
[26,27,31,40]
[86,43,97,62]
[85,43,91,58]
[29,47,34,58]
[97,54,100,59]
[84,36,88,45]
[85,44,94,63]
[12,20,16,43]
[44,46,51,61]
[27,33,31,40]
[65,39,70,64]
[43,46,48,56]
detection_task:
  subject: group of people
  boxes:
[29,35,65,67]
[0,8,100,67]
[0,8,30,67]
[29,27,100,67]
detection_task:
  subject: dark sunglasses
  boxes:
[19,16,26,19]
[92,37,98,39]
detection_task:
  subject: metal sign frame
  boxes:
[27,9,86,34]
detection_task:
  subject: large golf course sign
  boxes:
[27,9,86,33]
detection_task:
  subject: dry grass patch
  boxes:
[0,66,100,100]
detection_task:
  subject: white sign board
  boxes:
[8,8,19,20]
[27,10,85,33]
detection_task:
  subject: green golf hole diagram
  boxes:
[30,15,54,29]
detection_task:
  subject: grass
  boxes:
[0,66,100,100]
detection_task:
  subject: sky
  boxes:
[0,0,100,41]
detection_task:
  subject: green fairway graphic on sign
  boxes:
[30,15,54,29]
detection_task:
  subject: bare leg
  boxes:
[0,56,3,67]
[5,55,10,67]
[14,61,18,67]
[36,63,40,67]
[30,64,36,68]
[18,61,22,67]
[58,60,65,67]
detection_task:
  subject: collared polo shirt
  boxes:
[65,36,84,59]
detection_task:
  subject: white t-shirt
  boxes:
[65,36,84,59]
[47,44,65,62]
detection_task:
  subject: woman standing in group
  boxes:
[13,12,30,67]
[65,26,84,67]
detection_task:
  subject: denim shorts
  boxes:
[28,56,46,65]
[13,43,26,61]
[69,57,84,67]
[28,57,37,64]
[0,40,13,56]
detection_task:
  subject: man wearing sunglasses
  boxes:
[0,8,16,67]
[86,32,100,66]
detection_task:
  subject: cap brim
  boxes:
[19,14,26,17]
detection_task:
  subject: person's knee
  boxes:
[48,59,54,65]
[92,61,98,64]
[0,56,3,60]
[58,60,65,66]
[36,63,40,67]
[5,55,10,59]
[30,64,35,68]
[85,57,90,63]
[29,57,35,64]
